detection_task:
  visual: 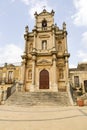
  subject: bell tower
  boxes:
[34,9,54,30]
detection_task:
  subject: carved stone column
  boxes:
[52,25,56,51]
[21,26,29,91]
[0,90,2,103]
[65,57,69,80]
[21,56,27,91]
[63,22,70,91]
[30,55,36,92]
[65,56,69,91]
[24,25,29,53]
[52,54,58,91]
[63,22,68,53]
[32,58,35,85]
[33,27,37,52]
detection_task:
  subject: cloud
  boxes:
[77,50,87,62]
[29,1,51,19]
[69,64,77,68]
[21,0,30,5]
[20,0,52,18]
[82,32,87,47]
[11,0,52,18]
[72,0,87,26]
[0,44,23,64]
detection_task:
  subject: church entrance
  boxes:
[39,69,49,89]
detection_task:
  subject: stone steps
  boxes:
[5,92,71,107]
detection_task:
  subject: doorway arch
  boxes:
[39,69,49,89]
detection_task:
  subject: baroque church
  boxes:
[21,9,70,92]
[0,9,87,97]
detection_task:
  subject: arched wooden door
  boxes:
[39,69,49,89]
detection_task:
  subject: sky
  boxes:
[0,0,87,68]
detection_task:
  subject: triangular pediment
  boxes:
[39,9,51,16]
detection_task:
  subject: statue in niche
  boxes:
[29,43,33,52]
[58,44,62,51]
[28,70,32,79]
[58,41,62,52]
[42,40,47,50]
[59,69,64,79]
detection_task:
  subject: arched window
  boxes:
[74,76,79,87]
[42,19,47,30]
[42,19,47,28]
[8,71,13,83]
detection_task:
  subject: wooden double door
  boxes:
[39,69,49,89]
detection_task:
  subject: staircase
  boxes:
[5,92,71,107]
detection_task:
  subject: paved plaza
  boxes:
[0,105,87,130]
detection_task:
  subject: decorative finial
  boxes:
[25,25,29,33]
[63,22,66,31]
[51,10,55,16]
[43,5,46,12]
[34,11,37,16]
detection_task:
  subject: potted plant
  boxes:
[77,97,84,106]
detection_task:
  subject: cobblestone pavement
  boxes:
[0,105,87,130]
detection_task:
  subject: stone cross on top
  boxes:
[43,5,46,10]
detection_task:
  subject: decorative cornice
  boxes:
[64,52,70,58]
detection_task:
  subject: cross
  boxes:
[43,5,46,10]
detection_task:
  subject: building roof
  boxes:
[69,62,87,71]
[77,63,87,71]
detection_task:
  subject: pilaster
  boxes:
[21,55,27,91]
[30,55,36,92]
[63,22,68,53]
[64,55,70,91]
[21,26,29,91]
[33,26,37,52]
[52,54,58,91]
[52,24,56,51]
[24,25,29,53]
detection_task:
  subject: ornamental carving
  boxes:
[37,59,52,65]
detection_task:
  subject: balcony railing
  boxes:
[0,78,16,84]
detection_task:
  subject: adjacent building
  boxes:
[69,63,87,93]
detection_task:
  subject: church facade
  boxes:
[21,9,70,92]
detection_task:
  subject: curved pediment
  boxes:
[37,9,51,16]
